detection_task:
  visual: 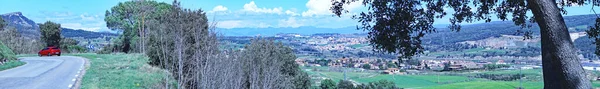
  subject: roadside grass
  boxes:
[70,53,175,89]
[0,60,26,71]
[0,41,17,60]
[592,81,600,87]
[16,54,38,57]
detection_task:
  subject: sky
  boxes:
[0,0,598,32]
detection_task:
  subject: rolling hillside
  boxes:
[0,12,39,38]
[422,14,597,45]
[1,12,117,39]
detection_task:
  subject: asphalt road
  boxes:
[0,56,86,89]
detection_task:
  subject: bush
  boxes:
[357,80,400,89]
[362,64,371,69]
[474,74,523,81]
[61,38,86,53]
[320,79,336,89]
[337,80,355,89]
[484,64,511,70]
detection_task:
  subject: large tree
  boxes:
[39,21,61,47]
[331,0,595,88]
[0,17,5,29]
[104,0,170,53]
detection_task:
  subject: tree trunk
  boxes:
[527,0,591,89]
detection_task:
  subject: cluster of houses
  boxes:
[296,57,399,69]
[413,60,487,71]
[297,57,533,75]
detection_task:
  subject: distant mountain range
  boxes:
[1,12,40,38]
[3,11,597,42]
[422,14,597,45]
[216,26,365,36]
[1,12,117,39]
[61,28,118,39]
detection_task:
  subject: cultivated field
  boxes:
[302,66,600,89]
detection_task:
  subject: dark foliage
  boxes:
[474,74,524,81]
[39,21,61,47]
[331,0,596,88]
[337,80,356,89]
[320,79,336,89]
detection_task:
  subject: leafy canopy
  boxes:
[331,0,596,59]
[39,21,61,47]
[0,17,5,29]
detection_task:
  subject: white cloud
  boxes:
[217,20,243,29]
[243,1,283,14]
[62,23,103,31]
[257,22,271,28]
[278,17,303,28]
[202,1,364,29]
[302,0,363,17]
[285,10,299,16]
[80,14,96,21]
[212,5,228,12]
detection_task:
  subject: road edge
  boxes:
[70,56,89,89]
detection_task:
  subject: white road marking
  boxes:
[68,84,72,88]
[72,79,76,81]
[75,74,78,77]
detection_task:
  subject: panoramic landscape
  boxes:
[2,0,600,89]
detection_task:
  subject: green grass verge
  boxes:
[16,54,38,57]
[70,53,175,89]
[0,60,26,71]
[0,41,16,60]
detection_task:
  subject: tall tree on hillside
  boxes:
[0,17,5,29]
[39,21,61,47]
[331,0,594,88]
[104,0,170,53]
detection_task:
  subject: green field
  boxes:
[303,66,553,89]
[424,81,543,89]
[70,53,175,89]
[479,69,543,75]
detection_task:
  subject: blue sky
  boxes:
[0,0,598,32]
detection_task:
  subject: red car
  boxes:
[39,47,61,56]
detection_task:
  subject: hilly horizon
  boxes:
[1,12,117,39]
[3,1,600,89]
[2,11,597,39]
